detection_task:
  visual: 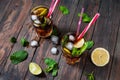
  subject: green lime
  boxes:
[29,62,42,75]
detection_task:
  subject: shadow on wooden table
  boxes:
[35,71,46,78]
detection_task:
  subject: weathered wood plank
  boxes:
[108,0,120,80]
[0,0,32,78]
[54,0,101,80]
[0,0,12,22]
[0,0,120,80]
[81,0,120,80]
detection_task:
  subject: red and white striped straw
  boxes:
[77,13,100,41]
[76,8,84,37]
[47,0,60,18]
[48,0,55,17]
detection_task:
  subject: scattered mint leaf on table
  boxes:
[78,13,92,23]
[20,38,29,47]
[59,6,69,15]
[10,37,17,43]
[87,72,95,80]
[10,50,28,64]
[44,58,58,77]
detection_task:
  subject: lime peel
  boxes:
[29,62,42,75]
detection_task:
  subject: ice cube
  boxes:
[34,19,41,24]
[69,35,75,41]
[31,15,37,21]
[65,42,73,50]
[30,40,38,47]
[51,47,58,55]
[51,35,59,44]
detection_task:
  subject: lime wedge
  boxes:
[29,62,42,75]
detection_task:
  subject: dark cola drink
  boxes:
[31,6,53,38]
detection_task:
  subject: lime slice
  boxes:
[91,47,110,67]
[29,62,42,75]
[39,8,48,16]
[63,47,72,57]
[32,7,48,16]
[73,38,85,48]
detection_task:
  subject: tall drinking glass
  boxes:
[31,6,53,38]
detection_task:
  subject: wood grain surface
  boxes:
[0,0,120,80]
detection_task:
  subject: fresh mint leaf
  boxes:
[72,43,88,57]
[59,6,69,15]
[51,27,58,36]
[78,41,94,54]
[79,42,88,54]
[10,50,28,64]
[85,41,94,49]
[52,69,58,77]
[83,17,92,23]
[78,13,81,17]
[44,58,58,77]
[72,47,78,57]
[61,35,69,46]
[87,72,95,80]
[78,13,92,23]
[41,17,47,28]
[20,38,29,47]
[10,37,17,43]
[72,41,94,57]
[45,66,53,73]
[44,58,57,67]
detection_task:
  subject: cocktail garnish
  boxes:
[72,41,94,57]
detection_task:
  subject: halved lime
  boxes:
[29,62,42,75]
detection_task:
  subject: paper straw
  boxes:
[47,0,60,18]
[48,0,55,17]
[77,13,100,41]
[76,8,84,37]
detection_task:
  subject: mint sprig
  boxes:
[10,37,17,43]
[78,13,92,23]
[59,6,69,15]
[72,41,94,57]
[20,38,29,47]
[61,35,69,47]
[44,58,58,77]
[87,72,95,80]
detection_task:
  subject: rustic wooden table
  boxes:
[0,0,120,80]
